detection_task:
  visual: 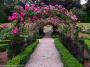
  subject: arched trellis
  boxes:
[8,3,80,40]
[4,3,83,61]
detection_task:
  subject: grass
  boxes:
[54,38,83,67]
[5,40,39,67]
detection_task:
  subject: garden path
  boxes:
[25,32,63,67]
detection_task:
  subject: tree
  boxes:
[86,0,90,16]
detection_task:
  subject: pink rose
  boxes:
[41,2,45,6]
[0,24,7,29]
[32,16,38,21]
[12,27,19,36]
[31,4,35,7]
[25,4,29,11]
[12,12,18,17]
[20,12,24,17]
[20,16,24,22]
[34,7,41,13]
[8,16,12,21]
[71,15,78,21]
[11,15,18,20]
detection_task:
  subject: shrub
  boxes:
[0,10,7,23]
[0,46,6,52]
[6,40,39,67]
[84,39,90,50]
[0,40,9,52]
[54,38,83,67]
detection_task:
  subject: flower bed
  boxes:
[54,38,83,67]
[5,40,39,67]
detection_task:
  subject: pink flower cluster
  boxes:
[32,16,38,21]
[25,4,42,14]
[9,3,78,24]
[8,12,25,22]
[8,12,18,21]
[47,17,60,26]
[0,24,7,29]
[71,15,78,21]
[12,27,19,36]
[25,3,30,11]
[34,4,78,22]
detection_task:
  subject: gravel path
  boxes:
[25,35,63,67]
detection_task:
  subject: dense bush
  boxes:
[80,17,90,23]
[54,38,83,67]
[6,40,38,67]
[0,44,8,52]
[0,10,7,23]
[85,39,90,49]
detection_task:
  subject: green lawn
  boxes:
[77,23,90,29]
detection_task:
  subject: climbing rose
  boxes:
[20,16,24,22]
[71,15,78,21]
[58,5,62,9]
[31,4,35,7]
[11,15,18,20]
[12,12,18,17]
[41,2,45,7]
[12,27,19,36]
[49,5,55,10]
[25,4,29,11]
[20,12,25,17]
[32,16,38,21]
[34,7,41,13]
[12,12,18,20]
[0,24,7,29]
[8,12,18,21]
[29,4,36,11]
[8,16,12,21]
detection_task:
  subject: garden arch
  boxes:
[7,3,80,40]
[0,3,83,63]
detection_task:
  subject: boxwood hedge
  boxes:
[54,38,83,67]
[5,40,39,67]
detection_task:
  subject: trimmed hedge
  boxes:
[5,40,39,67]
[84,39,90,50]
[54,38,83,67]
[0,40,10,52]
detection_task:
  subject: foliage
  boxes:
[6,40,38,67]
[84,39,90,50]
[0,40,10,52]
[25,11,37,19]
[71,7,87,17]
[0,44,8,52]
[0,10,7,23]
[55,12,67,20]
[54,38,83,67]
[71,6,90,23]
[0,25,12,40]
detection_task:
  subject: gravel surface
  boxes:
[25,36,63,67]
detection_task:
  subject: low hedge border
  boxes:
[5,40,39,67]
[54,38,83,67]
